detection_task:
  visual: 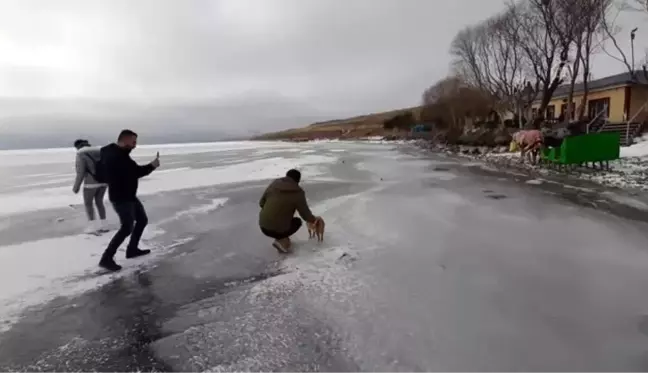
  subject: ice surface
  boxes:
[0,152,337,216]
[0,140,343,331]
[0,141,287,167]
[0,232,160,332]
[157,198,228,225]
[0,197,229,332]
[6,139,648,370]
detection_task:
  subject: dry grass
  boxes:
[254,105,424,141]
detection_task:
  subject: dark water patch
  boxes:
[486,194,508,200]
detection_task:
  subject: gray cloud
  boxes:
[0,0,645,148]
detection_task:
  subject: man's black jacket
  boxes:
[100,143,155,203]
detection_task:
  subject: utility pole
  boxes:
[631,28,638,73]
[628,27,639,145]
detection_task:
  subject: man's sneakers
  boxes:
[272,240,287,253]
[99,259,122,272]
[126,248,152,259]
[272,239,292,254]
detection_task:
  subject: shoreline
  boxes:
[277,134,648,195]
[403,138,648,194]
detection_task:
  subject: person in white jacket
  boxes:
[73,139,109,234]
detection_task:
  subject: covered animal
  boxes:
[510,129,544,164]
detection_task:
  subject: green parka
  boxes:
[259,177,316,233]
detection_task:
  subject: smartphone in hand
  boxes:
[152,152,161,168]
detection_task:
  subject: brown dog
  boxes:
[307,217,325,242]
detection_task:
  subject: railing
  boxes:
[625,101,648,144]
[589,104,609,133]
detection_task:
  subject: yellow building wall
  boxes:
[532,86,627,122]
[629,85,648,123]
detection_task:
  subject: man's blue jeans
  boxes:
[101,198,148,261]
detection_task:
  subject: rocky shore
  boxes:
[406,138,648,192]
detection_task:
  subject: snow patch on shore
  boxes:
[620,134,648,158]
[477,148,648,191]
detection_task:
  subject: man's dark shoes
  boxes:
[126,248,151,259]
[99,259,122,272]
[272,240,289,254]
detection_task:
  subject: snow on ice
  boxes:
[0,140,346,332]
[0,197,230,332]
[0,146,338,217]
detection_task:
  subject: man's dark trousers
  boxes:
[102,198,148,261]
[260,217,302,240]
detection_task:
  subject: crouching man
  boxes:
[259,169,320,253]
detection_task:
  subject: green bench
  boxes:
[541,132,620,169]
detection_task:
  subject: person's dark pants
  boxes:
[260,218,302,240]
[102,198,148,261]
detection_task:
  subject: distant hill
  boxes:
[0,129,242,150]
[254,105,424,141]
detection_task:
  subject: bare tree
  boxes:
[422,76,465,129]
[449,0,609,127]
[451,26,486,91]
[601,6,636,75]
[451,7,536,125]
[577,0,612,119]
[506,0,574,120]
[545,0,611,120]
[555,0,584,121]
[421,76,493,129]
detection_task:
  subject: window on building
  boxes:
[588,97,610,120]
[546,105,556,120]
[560,102,576,120]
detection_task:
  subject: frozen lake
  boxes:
[2,140,648,371]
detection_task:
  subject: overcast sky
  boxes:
[0,0,645,148]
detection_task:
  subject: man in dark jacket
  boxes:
[99,129,160,271]
[259,169,319,253]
